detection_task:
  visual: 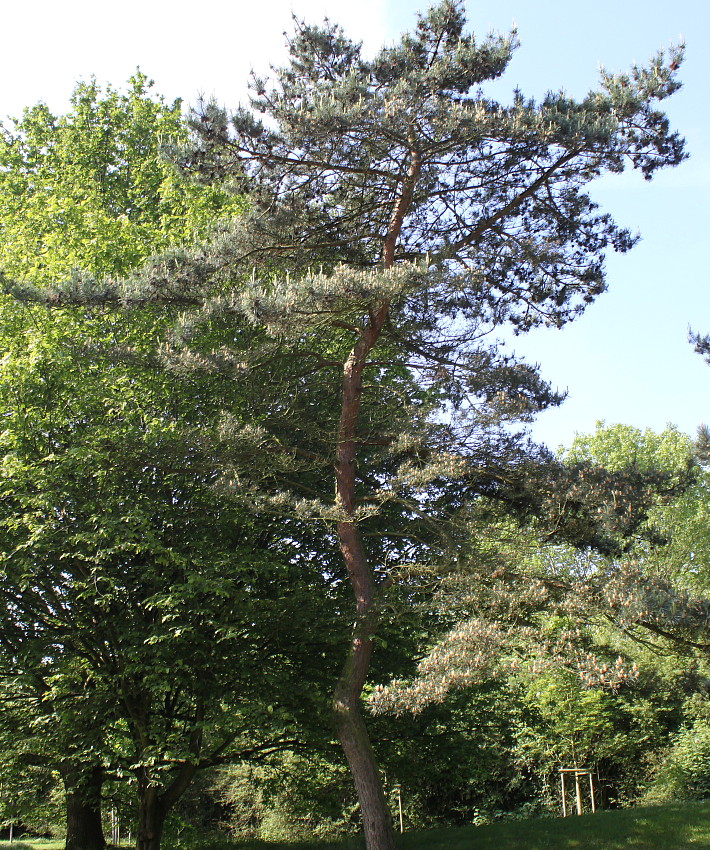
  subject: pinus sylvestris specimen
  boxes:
[17,3,686,848]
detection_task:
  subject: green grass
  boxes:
[2,803,709,850]
[396,802,710,849]
[223,802,710,850]
[0,842,63,850]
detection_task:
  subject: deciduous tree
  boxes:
[0,76,303,850]
[0,71,242,285]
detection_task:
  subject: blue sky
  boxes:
[1,0,707,449]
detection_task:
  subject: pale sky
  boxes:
[1,0,708,450]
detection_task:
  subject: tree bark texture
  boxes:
[61,764,106,850]
[331,147,421,850]
[333,671,395,850]
[133,722,201,850]
[136,783,168,850]
[133,762,200,850]
[334,322,395,850]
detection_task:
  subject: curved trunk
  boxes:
[333,619,395,850]
[331,147,421,850]
[334,323,394,850]
[61,764,106,850]
[333,327,397,850]
[334,703,394,849]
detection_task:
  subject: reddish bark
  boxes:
[331,147,421,850]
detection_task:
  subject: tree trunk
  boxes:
[333,632,395,850]
[134,757,199,850]
[61,764,106,850]
[333,335,396,850]
[330,146,421,850]
[136,785,167,850]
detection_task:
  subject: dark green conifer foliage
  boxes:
[9,4,686,849]
[695,424,710,467]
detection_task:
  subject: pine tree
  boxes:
[9,4,686,848]
[695,424,710,467]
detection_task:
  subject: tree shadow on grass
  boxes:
[397,803,710,850]
[218,803,710,850]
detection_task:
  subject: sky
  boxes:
[1,0,708,450]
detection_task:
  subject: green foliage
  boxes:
[0,71,243,285]
[643,470,710,590]
[213,755,357,842]
[373,683,528,827]
[0,73,339,848]
[643,715,710,803]
[99,802,710,849]
[0,290,349,847]
[179,1,684,310]
[0,764,64,839]
[519,673,623,767]
[561,423,694,485]
[514,669,670,806]
[1,5,690,847]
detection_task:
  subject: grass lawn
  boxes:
[2,802,709,849]
[226,802,710,850]
[0,842,64,850]
[393,802,710,849]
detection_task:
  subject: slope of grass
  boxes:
[396,802,710,850]
[2,802,709,850]
[223,802,710,850]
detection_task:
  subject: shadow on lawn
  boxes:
[226,802,710,850]
[4,803,708,850]
[394,802,710,850]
